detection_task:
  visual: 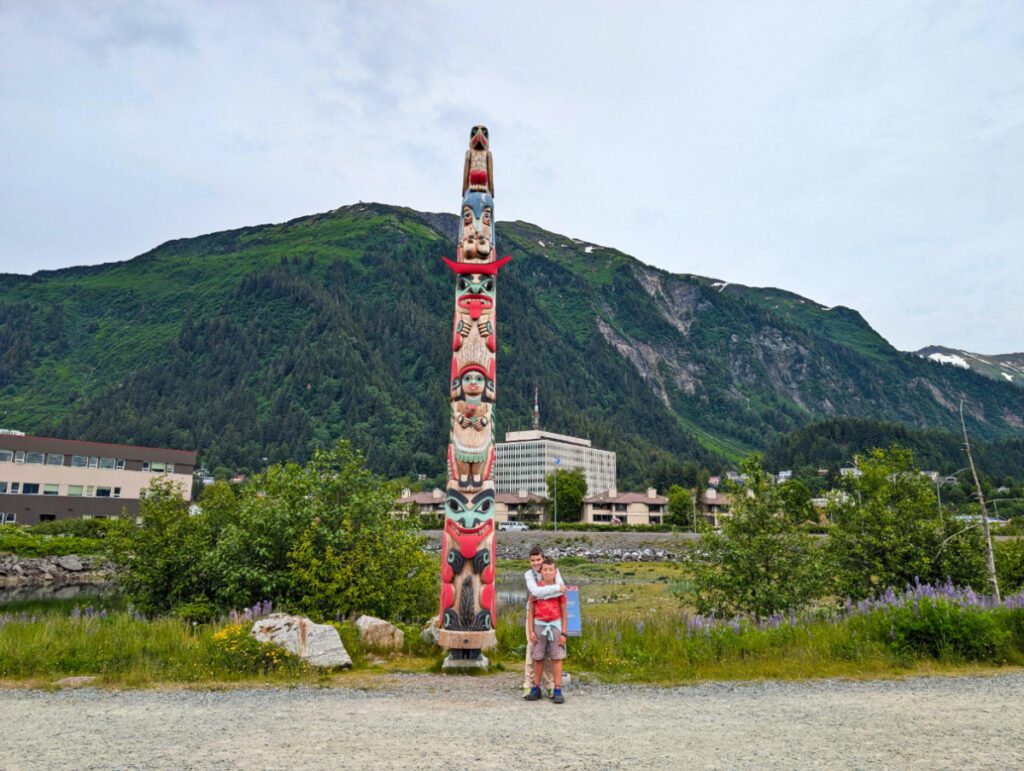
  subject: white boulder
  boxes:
[250,613,352,669]
[355,615,405,650]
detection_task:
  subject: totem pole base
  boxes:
[442,652,490,671]
[437,629,497,650]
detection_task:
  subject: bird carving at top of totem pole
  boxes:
[463,124,494,197]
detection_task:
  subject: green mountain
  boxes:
[2,203,1023,486]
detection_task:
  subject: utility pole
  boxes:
[960,399,1000,603]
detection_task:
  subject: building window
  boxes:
[142,462,150,472]
[68,485,84,497]
[0,482,6,493]
[2,513,15,524]
[113,487,121,499]
[39,514,56,522]
[14,451,25,463]
[43,483,59,496]
[96,487,112,498]
[116,459,126,470]
[46,454,64,466]
[0,450,13,462]
[23,483,40,495]
[151,462,166,473]
[166,464,175,474]
[26,452,44,464]
[10,483,19,494]
[592,513,612,522]
[85,486,94,497]
[71,455,89,468]
[99,458,116,470]
[88,457,99,468]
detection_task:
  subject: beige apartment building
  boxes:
[582,487,667,525]
[0,433,196,525]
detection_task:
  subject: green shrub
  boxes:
[108,441,438,624]
[0,528,103,557]
[28,518,131,539]
[860,600,1013,662]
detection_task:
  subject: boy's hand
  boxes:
[529,630,537,643]
[558,584,568,593]
[558,634,567,644]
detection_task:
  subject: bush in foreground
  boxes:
[108,440,437,623]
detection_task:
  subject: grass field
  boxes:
[2,561,1023,688]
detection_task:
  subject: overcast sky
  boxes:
[1,1,1021,353]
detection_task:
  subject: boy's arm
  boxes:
[525,569,564,599]
[559,594,567,642]
[527,596,535,627]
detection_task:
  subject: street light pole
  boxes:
[553,457,560,532]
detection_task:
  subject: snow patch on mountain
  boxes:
[927,352,970,369]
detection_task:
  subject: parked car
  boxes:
[498,521,529,531]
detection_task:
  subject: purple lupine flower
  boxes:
[732,619,741,635]
[635,621,645,635]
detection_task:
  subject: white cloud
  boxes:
[0,1,1021,353]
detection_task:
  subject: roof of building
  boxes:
[397,490,445,505]
[0,433,197,464]
[501,429,592,448]
[584,490,668,505]
[496,492,546,504]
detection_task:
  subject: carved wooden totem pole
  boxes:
[438,125,510,665]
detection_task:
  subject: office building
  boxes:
[494,429,616,497]
[0,432,196,525]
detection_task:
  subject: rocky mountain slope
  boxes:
[913,346,1024,389]
[2,203,1022,485]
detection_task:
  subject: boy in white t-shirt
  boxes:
[522,546,566,697]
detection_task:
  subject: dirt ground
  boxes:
[2,671,1022,769]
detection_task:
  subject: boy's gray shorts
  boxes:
[531,623,566,661]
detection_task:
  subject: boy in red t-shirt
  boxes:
[525,558,567,704]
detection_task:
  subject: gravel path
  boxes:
[2,672,1023,769]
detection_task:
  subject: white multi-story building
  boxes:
[494,429,616,496]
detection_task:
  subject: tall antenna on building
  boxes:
[532,385,540,430]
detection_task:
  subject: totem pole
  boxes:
[438,125,510,666]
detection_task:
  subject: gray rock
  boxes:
[57,555,84,572]
[250,614,352,669]
[420,616,441,646]
[355,615,405,650]
[55,676,97,687]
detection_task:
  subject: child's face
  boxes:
[540,564,556,582]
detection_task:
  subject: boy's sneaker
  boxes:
[521,686,532,699]
[525,686,542,701]
[552,689,565,704]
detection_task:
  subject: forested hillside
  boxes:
[764,417,1024,480]
[2,203,1023,485]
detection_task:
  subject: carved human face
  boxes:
[462,371,485,396]
[463,206,474,227]
[457,274,495,299]
[446,487,495,527]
